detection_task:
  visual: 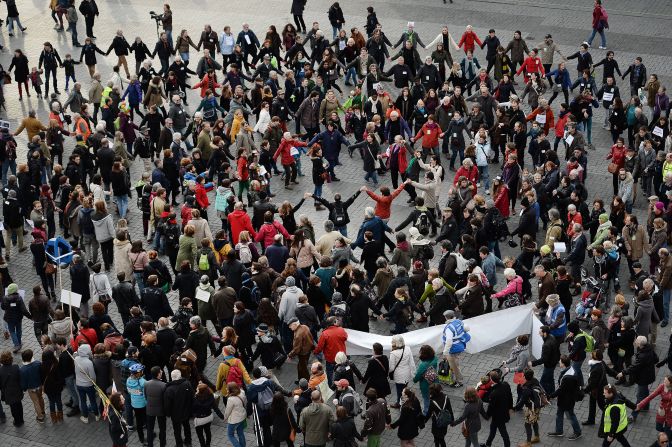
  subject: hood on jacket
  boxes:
[78,344,92,358]
[114,238,130,248]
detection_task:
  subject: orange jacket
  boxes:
[414,122,442,149]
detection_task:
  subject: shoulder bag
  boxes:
[388,349,404,381]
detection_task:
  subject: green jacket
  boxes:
[413,357,438,395]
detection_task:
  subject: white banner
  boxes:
[345,304,543,358]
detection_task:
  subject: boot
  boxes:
[50,412,57,423]
[530,435,540,444]
[56,411,64,423]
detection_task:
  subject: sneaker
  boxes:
[568,433,582,441]
[662,321,669,328]
[598,46,607,50]
[530,436,540,444]
[581,421,595,426]
[547,432,564,437]
[94,415,100,422]
[80,415,89,424]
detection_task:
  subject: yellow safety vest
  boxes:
[604,403,628,433]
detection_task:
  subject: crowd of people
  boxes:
[0,1,671,447]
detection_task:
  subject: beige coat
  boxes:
[188,217,212,245]
[89,79,104,103]
[113,239,133,280]
[622,224,648,260]
[289,240,322,269]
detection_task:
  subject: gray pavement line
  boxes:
[459,0,672,20]
[0,433,55,447]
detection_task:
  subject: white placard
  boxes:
[565,134,574,146]
[0,222,4,231]
[196,288,211,302]
[653,126,664,137]
[60,289,83,309]
[553,242,566,253]
[244,35,251,45]
[602,92,614,102]
[535,114,546,124]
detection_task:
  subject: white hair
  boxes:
[504,268,516,279]
[364,207,375,218]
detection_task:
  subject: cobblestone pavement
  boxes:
[0,0,671,446]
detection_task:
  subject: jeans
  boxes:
[421,392,430,416]
[6,16,25,34]
[587,28,607,47]
[313,184,322,202]
[227,421,247,447]
[571,361,585,386]
[478,165,490,190]
[147,415,167,447]
[555,408,581,435]
[364,170,379,184]
[345,67,357,85]
[134,272,146,293]
[450,146,465,168]
[395,382,406,404]
[46,391,63,412]
[336,226,347,237]
[64,375,79,409]
[663,289,671,323]
[69,22,79,44]
[6,320,22,348]
[82,233,99,264]
[540,366,555,394]
[77,385,99,418]
[326,361,335,387]
[2,159,17,185]
[116,194,129,218]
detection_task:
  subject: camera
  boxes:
[149,11,161,21]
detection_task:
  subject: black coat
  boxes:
[140,287,173,322]
[624,344,659,385]
[348,295,376,332]
[1,292,30,324]
[330,417,362,447]
[111,281,140,318]
[390,401,422,440]
[233,309,256,348]
[163,378,194,421]
[185,326,216,371]
[0,364,23,404]
[550,368,580,410]
[362,355,391,398]
[486,381,513,422]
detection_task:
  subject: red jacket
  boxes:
[229,209,256,244]
[592,5,607,29]
[273,138,307,166]
[71,327,98,351]
[313,325,348,363]
[414,122,442,149]
[386,142,410,173]
[237,157,249,182]
[181,205,194,229]
[458,31,482,54]
[526,107,555,135]
[554,113,570,138]
[195,183,212,209]
[366,184,405,219]
[516,56,545,79]
[254,221,291,248]
[607,144,626,169]
[453,165,479,185]
[192,74,222,98]
[494,185,510,218]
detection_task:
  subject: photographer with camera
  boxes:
[151,4,173,45]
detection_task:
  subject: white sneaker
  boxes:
[486,190,491,195]
[598,46,607,50]
[476,182,481,187]
[94,415,100,422]
[80,415,89,424]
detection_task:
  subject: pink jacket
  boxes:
[491,275,523,299]
[637,382,672,426]
[255,221,291,248]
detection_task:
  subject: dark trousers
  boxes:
[44,67,58,94]
[195,422,212,447]
[293,15,306,32]
[133,407,147,442]
[147,414,167,447]
[297,353,310,381]
[587,391,605,423]
[283,163,297,186]
[602,432,631,447]
[85,16,95,37]
[171,417,191,447]
[486,419,510,447]
[100,239,114,269]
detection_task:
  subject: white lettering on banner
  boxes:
[344,304,543,357]
[602,92,614,102]
[535,114,546,124]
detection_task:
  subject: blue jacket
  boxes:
[122,82,143,106]
[126,376,147,409]
[564,233,587,266]
[20,361,42,390]
[351,217,392,249]
[308,130,350,161]
[546,68,572,89]
[152,167,170,190]
[547,304,567,338]
[442,319,470,354]
[481,253,504,287]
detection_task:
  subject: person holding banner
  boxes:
[441,309,470,388]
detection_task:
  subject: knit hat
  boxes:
[443,309,455,319]
[545,294,559,306]
[599,213,609,222]
[539,245,552,256]
[241,272,251,283]
[567,321,580,334]
[287,317,299,326]
[200,275,210,283]
[335,379,349,388]
[298,378,309,389]
[6,283,17,295]
[413,260,424,270]
[332,292,343,303]
[285,276,296,287]
[656,202,665,210]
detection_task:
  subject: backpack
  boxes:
[198,252,210,271]
[451,252,469,275]
[421,244,435,260]
[236,242,253,264]
[256,383,275,411]
[333,203,347,226]
[530,384,549,409]
[423,365,438,384]
[576,330,595,353]
[416,212,431,236]
[343,389,363,416]
[243,281,262,305]
[164,224,180,249]
[225,359,244,387]
[494,214,510,240]
[433,397,454,429]
[437,359,451,383]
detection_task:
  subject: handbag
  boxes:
[273,351,287,368]
[552,83,562,93]
[3,74,11,85]
[607,162,619,174]
[461,421,469,438]
[513,371,525,385]
[288,410,296,442]
[45,262,57,275]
